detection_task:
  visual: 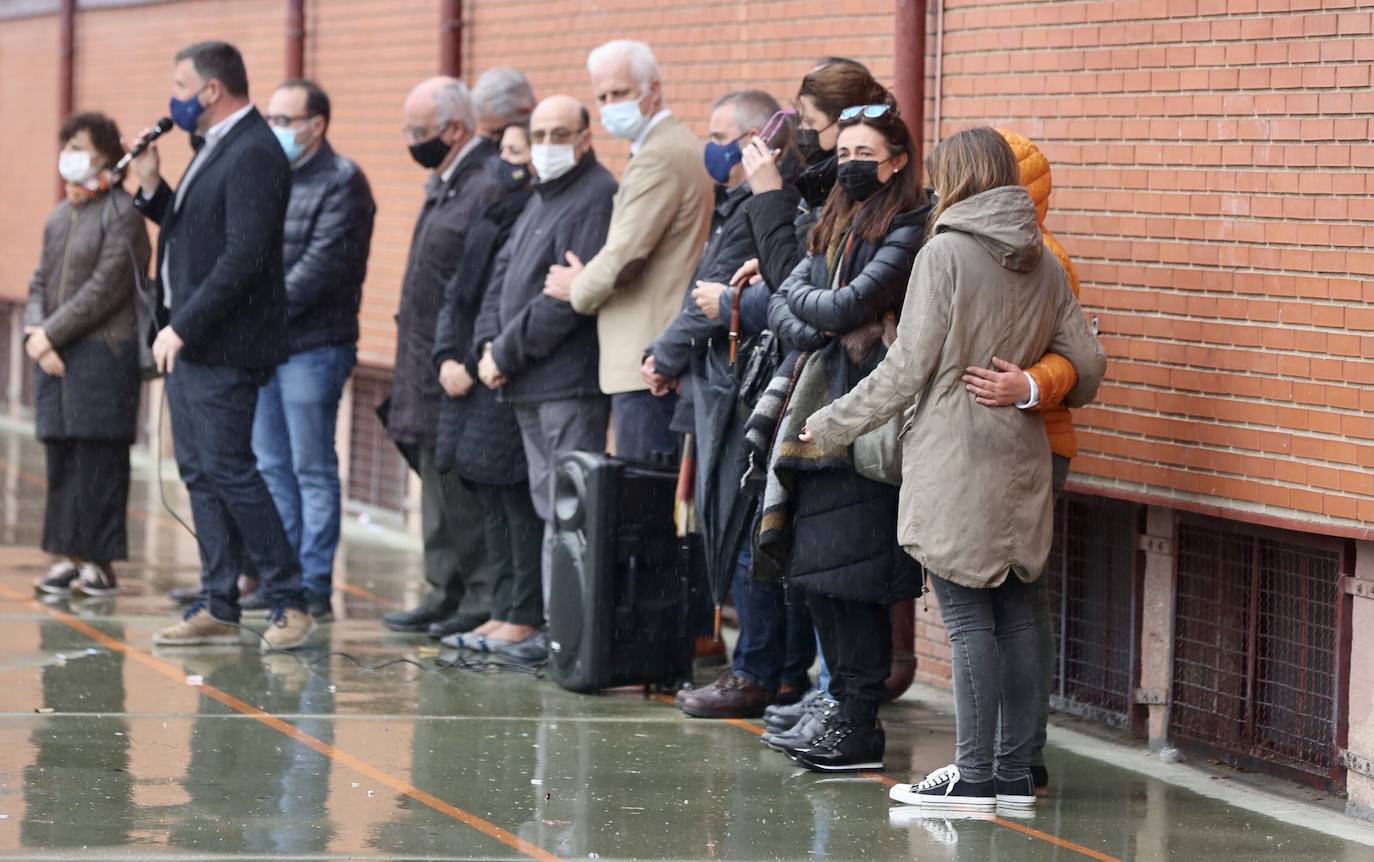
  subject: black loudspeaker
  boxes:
[547,451,694,693]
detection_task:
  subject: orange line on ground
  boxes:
[0,583,563,862]
[651,693,1123,862]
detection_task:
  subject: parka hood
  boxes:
[934,185,1044,272]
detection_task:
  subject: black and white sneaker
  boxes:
[889,765,996,810]
[1032,764,1050,795]
[72,563,119,598]
[34,561,80,596]
[995,773,1037,810]
[793,718,885,773]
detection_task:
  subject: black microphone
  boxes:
[114,117,174,174]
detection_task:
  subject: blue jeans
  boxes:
[252,345,355,599]
[611,390,678,464]
[730,545,816,690]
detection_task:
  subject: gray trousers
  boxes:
[418,446,490,618]
[512,397,610,603]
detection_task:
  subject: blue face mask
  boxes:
[169,87,208,133]
[272,125,304,163]
[599,97,649,141]
[703,138,743,185]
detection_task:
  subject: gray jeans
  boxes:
[512,396,610,603]
[930,573,1041,783]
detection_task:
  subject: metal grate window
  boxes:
[1170,518,1348,789]
[1044,494,1141,729]
[346,364,410,515]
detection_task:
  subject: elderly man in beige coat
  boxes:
[543,39,713,462]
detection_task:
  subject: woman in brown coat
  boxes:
[804,127,1105,810]
[27,113,151,598]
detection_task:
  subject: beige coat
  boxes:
[570,114,713,394]
[806,186,1106,589]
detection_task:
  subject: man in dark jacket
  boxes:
[642,89,809,719]
[129,40,312,650]
[474,94,616,597]
[380,76,502,635]
[238,79,375,622]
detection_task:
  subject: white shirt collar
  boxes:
[204,102,255,147]
[630,109,672,156]
[441,135,484,184]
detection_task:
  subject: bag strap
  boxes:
[728,285,743,366]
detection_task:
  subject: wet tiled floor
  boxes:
[0,428,1370,860]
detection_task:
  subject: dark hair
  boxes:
[926,126,1021,233]
[810,105,928,254]
[278,78,331,128]
[797,61,888,127]
[59,111,124,169]
[175,40,249,97]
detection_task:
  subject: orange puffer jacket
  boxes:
[999,130,1079,459]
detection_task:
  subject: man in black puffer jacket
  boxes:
[247,79,375,621]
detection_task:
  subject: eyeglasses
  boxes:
[839,104,893,123]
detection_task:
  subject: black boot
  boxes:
[793,716,885,773]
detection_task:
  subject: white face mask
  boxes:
[531,143,578,183]
[58,150,96,185]
[599,97,649,141]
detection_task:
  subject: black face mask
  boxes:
[795,128,833,166]
[409,134,452,169]
[795,154,837,208]
[499,159,533,191]
[837,159,888,202]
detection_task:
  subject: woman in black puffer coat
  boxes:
[431,124,545,659]
[761,101,929,773]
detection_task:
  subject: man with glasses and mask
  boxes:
[474,94,618,602]
[229,79,375,622]
[379,76,503,636]
[541,40,712,464]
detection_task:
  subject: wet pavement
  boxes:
[0,428,1370,860]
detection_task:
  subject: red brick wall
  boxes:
[929,0,1373,532]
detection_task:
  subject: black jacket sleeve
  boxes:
[745,189,806,291]
[286,166,375,324]
[489,202,613,378]
[168,142,290,346]
[785,222,921,334]
[769,255,830,353]
[133,180,174,226]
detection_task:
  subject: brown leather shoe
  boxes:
[676,671,776,719]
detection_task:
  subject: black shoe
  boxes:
[239,590,273,615]
[72,563,118,598]
[306,593,334,622]
[764,696,839,751]
[426,613,490,639]
[1031,764,1049,794]
[784,706,843,759]
[994,774,1037,810]
[764,688,821,732]
[382,606,450,633]
[889,765,997,810]
[794,718,885,773]
[34,562,80,596]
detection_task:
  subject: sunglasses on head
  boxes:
[839,104,893,123]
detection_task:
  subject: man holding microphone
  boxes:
[130,40,312,650]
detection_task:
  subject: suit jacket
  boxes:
[569,115,713,394]
[133,107,291,368]
[387,138,503,448]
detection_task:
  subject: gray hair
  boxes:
[433,77,476,133]
[712,89,781,138]
[473,67,536,127]
[587,39,660,92]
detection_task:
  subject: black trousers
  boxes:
[476,482,545,627]
[42,439,130,563]
[807,592,892,725]
[166,360,304,622]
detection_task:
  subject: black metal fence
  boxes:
[1170,517,1350,790]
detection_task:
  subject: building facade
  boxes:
[0,0,1370,815]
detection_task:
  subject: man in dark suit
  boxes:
[130,40,313,651]
[378,76,503,637]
